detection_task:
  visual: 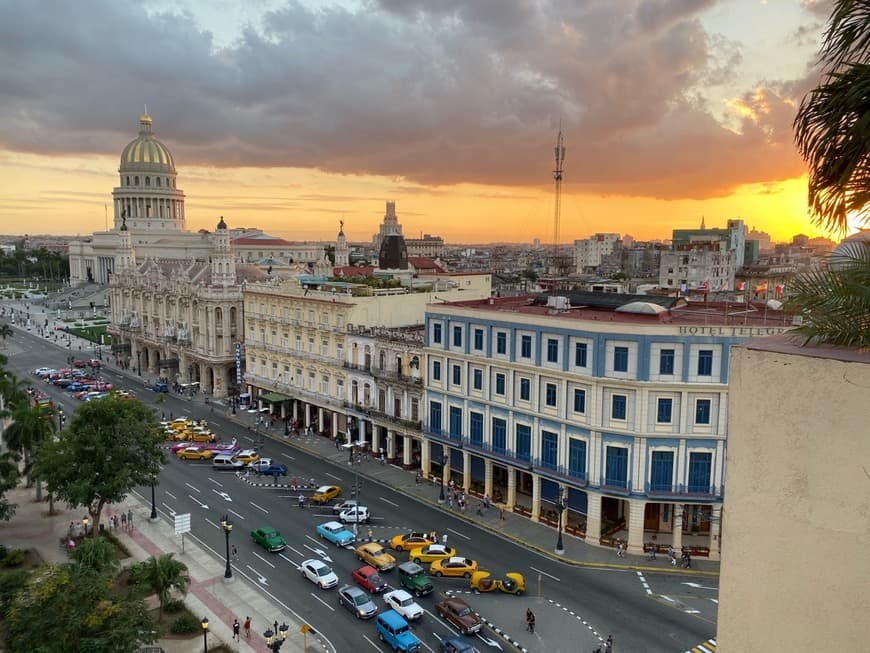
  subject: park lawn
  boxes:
[65,325,112,345]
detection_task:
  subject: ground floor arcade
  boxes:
[419,439,722,559]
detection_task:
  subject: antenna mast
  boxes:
[551,125,566,276]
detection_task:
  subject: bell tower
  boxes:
[211,216,236,286]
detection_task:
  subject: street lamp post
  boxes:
[555,487,568,555]
[438,453,447,504]
[200,617,209,653]
[82,515,89,537]
[220,515,233,581]
[264,620,289,652]
[150,476,158,521]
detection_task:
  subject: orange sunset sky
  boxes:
[0,1,842,244]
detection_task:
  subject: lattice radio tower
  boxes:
[551,125,566,276]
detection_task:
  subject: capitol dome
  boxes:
[119,112,176,174]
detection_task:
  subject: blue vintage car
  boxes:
[316,520,356,547]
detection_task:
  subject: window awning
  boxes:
[260,391,291,403]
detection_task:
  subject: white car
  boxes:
[383,589,424,621]
[300,559,339,589]
[247,458,273,471]
[339,506,370,524]
[331,499,359,515]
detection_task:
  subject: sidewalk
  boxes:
[0,485,320,653]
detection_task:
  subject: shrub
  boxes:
[164,598,185,614]
[170,613,201,634]
[1,549,26,567]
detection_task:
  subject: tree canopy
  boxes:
[35,395,166,532]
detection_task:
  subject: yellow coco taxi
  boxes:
[408,544,456,564]
[355,542,397,571]
[430,557,478,578]
[312,485,342,504]
[234,450,260,465]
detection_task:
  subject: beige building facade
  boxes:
[718,337,870,652]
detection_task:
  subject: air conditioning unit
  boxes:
[546,295,569,310]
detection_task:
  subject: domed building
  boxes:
[67,112,251,399]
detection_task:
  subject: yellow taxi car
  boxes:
[187,428,217,443]
[408,543,456,564]
[312,485,341,504]
[355,542,396,571]
[176,446,216,461]
[430,556,478,578]
[234,449,260,465]
[168,418,194,432]
[390,531,435,552]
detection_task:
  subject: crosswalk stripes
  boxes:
[686,638,716,652]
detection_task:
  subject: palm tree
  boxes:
[4,397,53,499]
[0,323,11,348]
[792,0,870,347]
[137,553,189,622]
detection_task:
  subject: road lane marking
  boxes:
[281,453,295,460]
[309,592,334,611]
[530,566,561,582]
[249,501,269,514]
[279,553,302,566]
[447,527,470,540]
[185,482,200,492]
[211,489,233,502]
[363,635,382,651]
[208,477,223,487]
[285,546,304,557]
[253,551,276,569]
[326,472,342,481]
[379,497,398,507]
[161,502,175,515]
[636,570,652,595]
[188,494,209,509]
[205,518,221,529]
[246,565,269,585]
[228,508,246,521]
[165,491,177,499]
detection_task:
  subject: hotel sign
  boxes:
[678,326,791,337]
[234,342,242,385]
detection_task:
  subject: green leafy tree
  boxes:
[34,395,166,534]
[4,401,54,497]
[792,0,870,346]
[134,553,189,622]
[0,323,11,347]
[4,564,155,653]
[69,536,120,575]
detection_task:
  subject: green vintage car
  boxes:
[251,526,287,552]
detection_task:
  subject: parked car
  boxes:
[151,382,169,393]
[312,485,341,504]
[408,544,456,564]
[383,589,424,622]
[258,463,288,477]
[337,585,378,620]
[251,526,287,552]
[331,499,359,514]
[300,559,338,589]
[435,597,482,635]
[176,447,215,461]
[397,561,434,597]
[339,506,370,524]
[352,565,388,594]
[430,557,478,579]
[234,449,259,464]
[247,458,274,472]
[355,542,396,571]
[316,521,356,547]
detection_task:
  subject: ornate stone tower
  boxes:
[210,216,236,287]
[114,215,136,273]
[335,219,350,267]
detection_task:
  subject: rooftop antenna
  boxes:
[551,122,567,276]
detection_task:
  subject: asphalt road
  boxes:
[5,324,719,653]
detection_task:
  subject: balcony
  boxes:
[460,438,521,466]
[530,458,588,486]
[370,366,423,386]
[343,362,371,372]
[366,407,423,430]
[424,427,463,447]
[644,483,721,500]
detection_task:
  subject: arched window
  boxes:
[134,176,139,186]
[145,176,150,186]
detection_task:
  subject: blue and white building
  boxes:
[420,293,793,558]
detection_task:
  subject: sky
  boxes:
[0,0,842,244]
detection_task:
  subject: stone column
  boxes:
[506,468,517,509]
[304,403,311,428]
[708,504,722,561]
[672,503,684,551]
[484,460,493,500]
[626,498,646,554]
[222,307,230,356]
[293,402,299,422]
[331,412,338,438]
[530,474,541,521]
[386,429,396,459]
[585,494,602,543]
[372,425,381,454]
[317,407,324,434]
[357,418,365,443]
[462,451,471,492]
[442,449,451,487]
[212,365,224,398]
[421,440,432,479]
[402,435,412,468]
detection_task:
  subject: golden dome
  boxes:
[120,113,175,173]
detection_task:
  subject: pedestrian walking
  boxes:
[605,634,613,652]
[298,494,305,509]
[616,542,625,558]
[232,544,239,561]
[442,533,448,546]
[244,616,251,639]
[120,512,127,529]
[232,619,240,641]
[647,543,656,561]
[127,509,133,531]
[525,608,536,633]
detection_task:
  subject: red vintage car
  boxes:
[351,565,388,594]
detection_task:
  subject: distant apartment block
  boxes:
[574,233,619,273]
[659,219,745,292]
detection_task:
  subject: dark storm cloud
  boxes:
[0,0,815,199]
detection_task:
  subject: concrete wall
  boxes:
[718,341,870,652]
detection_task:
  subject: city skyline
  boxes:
[0,0,846,243]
